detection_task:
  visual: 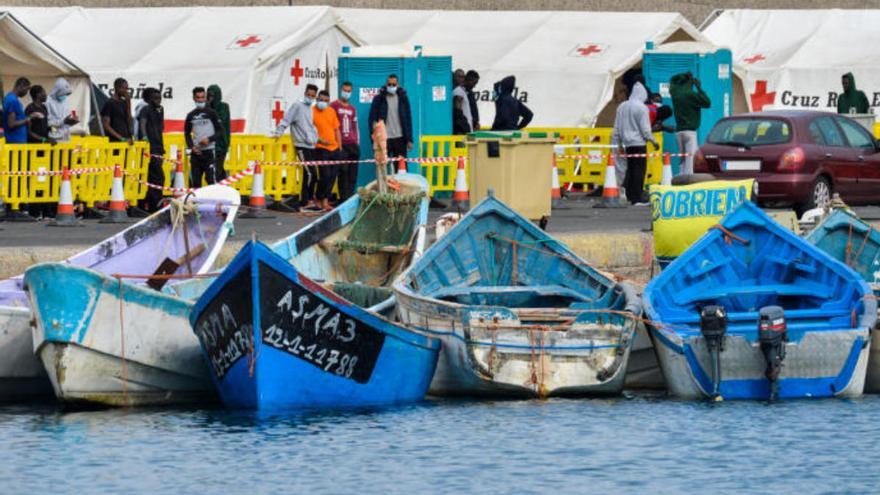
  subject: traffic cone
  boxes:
[240,161,274,219]
[661,152,673,186]
[451,156,469,211]
[593,153,624,209]
[397,157,407,174]
[172,155,186,198]
[50,167,83,227]
[550,155,567,209]
[100,165,131,223]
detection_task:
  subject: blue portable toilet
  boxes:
[337,46,452,185]
[642,42,732,175]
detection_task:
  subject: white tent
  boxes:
[6,6,359,133]
[703,9,880,114]
[0,11,94,135]
[336,8,707,127]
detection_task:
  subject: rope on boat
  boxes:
[709,224,750,246]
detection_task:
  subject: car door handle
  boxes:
[825,152,833,158]
[858,155,865,161]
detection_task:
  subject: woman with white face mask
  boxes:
[47,77,79,142]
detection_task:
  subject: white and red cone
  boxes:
[100,164,131,223]
[451,156,469,211]
[240,161,274,219]
[50,167,83,227]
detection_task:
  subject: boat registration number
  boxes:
[722,160,761,171]
[258,263,385,383]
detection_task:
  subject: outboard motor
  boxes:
[700,305,727,401]
[758,306,788,400]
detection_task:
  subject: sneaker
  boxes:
[633,202,650,207]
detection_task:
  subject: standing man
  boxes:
[26,85,52,144]
[837,73,870,115]
[184,86,225,188]
[274,84,319,211]
[453,73,473,134]
[47,78,78,144]
[138,88,165,212]
[670,72,710,176]
[369,74,413,162]
[491,76,533,130]
[331,81,360,201]
[465,70,481,132]
[4,78,35,144]
[612,82,659,205]
[313,90,341,211]
[101,78,133,144]
[207,84,231,180]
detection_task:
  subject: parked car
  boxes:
[694,110,880,214]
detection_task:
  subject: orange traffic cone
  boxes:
[661,152,673,186]
[551,154,567,209]
[100,165,131,223]
[397,157,407,174]
[172,152,186,198]
[240,161,274,219]
[593,153,624,209]
[50,167,83,227]
[451,156,469,211]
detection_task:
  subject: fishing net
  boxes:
[334,188,425,286]
[332,282,393,308]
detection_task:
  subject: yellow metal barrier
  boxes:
[420,135,466,196]
[0,141,149,211]
[874,122,880,139]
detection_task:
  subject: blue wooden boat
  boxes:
[644,201,876,400]
[393,192,642,398]
[806,209,880,392]
[189,174,440,409]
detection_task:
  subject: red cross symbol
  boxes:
[576,45,602,57]
[290,59,304,86]
[750,80,776,111]
[744,54,765,64]
[235,35,262,48]
[272,101,285,126]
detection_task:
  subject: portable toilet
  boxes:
[642,42,732,175]
[337,45,452,185]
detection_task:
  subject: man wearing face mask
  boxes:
[138,88,165,212]
[313,90,342,211]
[368,74,413,162]
[274,84,319,211]
[184,86,225,188]
[47,78,78,143]
[331,81,360,201]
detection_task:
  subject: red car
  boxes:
[694,110,880,214]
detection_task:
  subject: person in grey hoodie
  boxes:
[612,81,658,205]
[274,83,320,210]
[47,78,78,143]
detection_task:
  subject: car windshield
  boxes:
[708,118,792,146]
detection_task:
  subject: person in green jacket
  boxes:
[207,84,231,180]
[837,73,870,115]
[670,72,711,176]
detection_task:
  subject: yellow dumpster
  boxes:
[466,131,556,220]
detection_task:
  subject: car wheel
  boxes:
[797,176,831,216]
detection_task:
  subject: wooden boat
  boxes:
[393,192,642,398]
[189,174,440,409]
[24,185,240,407]
[806,209,880,392]
[644,201,876,400]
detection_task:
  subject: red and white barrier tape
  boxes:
[560,152,691,160]
[0,166,117,176]
[123,165,254,194]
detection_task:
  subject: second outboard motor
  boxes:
[700,305,727,401]
[759,305,788,400]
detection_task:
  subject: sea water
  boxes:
[1,393,877,494]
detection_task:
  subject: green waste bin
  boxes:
[466,131,557,220]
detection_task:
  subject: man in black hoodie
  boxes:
[138,88,165,212]
[491,76,533,131]
[184,86,225,188]
[368,74,413,160]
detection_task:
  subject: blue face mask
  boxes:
[57,94,68,102]
[195,101,206,109]
[316,101,328,110]
[340,90,352,100]
[386,85,398,95]
[303,97,314,105]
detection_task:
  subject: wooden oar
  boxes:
[146,243,207,291]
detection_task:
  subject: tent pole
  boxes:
[697,9,724,31]
[91,84,105,136]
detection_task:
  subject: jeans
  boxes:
[315,148,339,201]
[190,149,216,188]
[337,143,360,201]
[676,130,698,176]
[623,145,647,204]
[297,148,319,205]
